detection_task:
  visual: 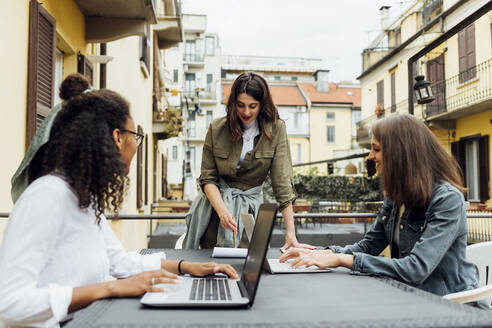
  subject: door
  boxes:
[426,54,446,117]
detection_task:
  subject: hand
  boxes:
[108,269,180,297]
[280,233,316,252]
[289,252,340,269]
[218,210,237,233]
[182,261,238,279]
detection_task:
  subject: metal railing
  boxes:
[3,212,492,242]
[426,59,492,118]
[183,53,204,63]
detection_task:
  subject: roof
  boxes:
[298,82,361,107]
[222,84,307,106]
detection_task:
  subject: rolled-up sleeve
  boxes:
[199,125,219,190]
[269,121,296,210]
[101,218,165,278]
[0,186,73,327]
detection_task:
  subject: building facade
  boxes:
[357,0,492,206]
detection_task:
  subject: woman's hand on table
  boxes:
[280,233,316,252]
[218,210,238,233]
[181,261,238,279]
[279,249,353,270]
[279,247,331,262]
[108,269,180,296]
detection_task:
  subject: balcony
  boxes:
[424,59,492,125]
[74,0,157,43]
[183,53,204,67]
[154,0,183,50]
[152,108,183,140]
[183,86,217,104]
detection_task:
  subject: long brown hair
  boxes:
[226,72,279,141]
[371,114,465,208]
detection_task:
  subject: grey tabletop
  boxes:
[64,249,492,328]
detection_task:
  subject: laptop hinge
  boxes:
[237,281,249,299]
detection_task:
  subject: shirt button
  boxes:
[400,224,404,230]
[420,226,424,232]
[381,216,386,221]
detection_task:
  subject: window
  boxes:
[206,73,213,93]
[274,76,281,81]
[54,49,64,106]
[172,145,178,160]
[27,0,56,147]
[458,23,476,83]
[294,112,300,129]
[185,73,195,97]
[139,24,151,76]
[184,40,196,61]
[352,110,361,125]
[296,144,302,163]
[77,53,94,85]
[206,110,213,128]
[390,72,396,112]
[173,69,179,83]
[189,146,196,171]
[376,80,384,108]
[205,36,215,56]
[188,110,196,137]
[291,76,298,81]
[327,126,335,143]
[326,112,335,120]
[452,135,489,202]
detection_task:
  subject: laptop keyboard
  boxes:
[189,278,232,301]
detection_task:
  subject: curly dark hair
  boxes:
[226,72,279,141]
[30,80,131,222]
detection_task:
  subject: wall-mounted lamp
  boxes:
[413,75,435,104]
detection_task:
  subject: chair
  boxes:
[174,233,186,249]
[444,241,492,306]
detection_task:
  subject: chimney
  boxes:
[379,6,391,30]
[314,69,330,93]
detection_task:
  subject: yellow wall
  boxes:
[42,0,88,75]
[107,36,154,251]
[289,137,310,165]
[309,106,353,163]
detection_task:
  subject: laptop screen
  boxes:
[240,203,277,304]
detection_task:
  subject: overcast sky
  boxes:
[181,0,414,83]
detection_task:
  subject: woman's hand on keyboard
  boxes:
[182,262,238,279]
[279,248,332,263]
[288,253,354,270]
[108,269,180,297]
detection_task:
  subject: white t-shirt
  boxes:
[237,120,260,168]
[0,175,165,328]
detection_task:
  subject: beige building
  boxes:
[0,0,183,249]
[357,0,492,206]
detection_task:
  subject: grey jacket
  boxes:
[330,181,478,296]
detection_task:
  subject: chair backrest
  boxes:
[467,241,492,288]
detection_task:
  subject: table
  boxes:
[65,249,492,328]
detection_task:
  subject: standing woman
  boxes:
[183,72,314,250]
[280,114,480,298]
[0,75,236,327]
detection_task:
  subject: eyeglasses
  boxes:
[121,129,144,147]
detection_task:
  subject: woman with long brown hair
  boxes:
[183,72,313,250]
[280,114,479,298]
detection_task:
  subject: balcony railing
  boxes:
[183,53,204,63]
[426,59,492,118]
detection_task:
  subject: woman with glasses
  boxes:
[183,72,314,251]
[0,74,237,327]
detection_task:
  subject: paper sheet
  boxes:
[212,247,248,258]
[240,213,255,242]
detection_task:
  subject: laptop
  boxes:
[140,203,277,308]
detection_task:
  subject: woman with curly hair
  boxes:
[280,114,480,301]
[0,74,237,327]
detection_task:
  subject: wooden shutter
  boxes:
[77,53,94,86]
[390,72,396,112]
[377,80,384,108]
[137,125,143,209]
[458,29,466,83]
[144,134,148,205]
[451,140,467,187]
[27,0,56,148]
[478,135,490,202]
[466,24,476,81]
[161,154,167,198]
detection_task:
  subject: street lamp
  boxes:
[413,75,435,104]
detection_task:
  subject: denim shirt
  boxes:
[330,181,478,296]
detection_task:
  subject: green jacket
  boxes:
[199,116,296,210]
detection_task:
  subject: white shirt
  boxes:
[237,120,260,168]
[0,175,165,328]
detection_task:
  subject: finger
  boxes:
[215,264,238,279]
[299,243,317,250]
[155,277,180,284]
[279,252,295,262]
[290,257,303,267]
[157,269,179,279]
